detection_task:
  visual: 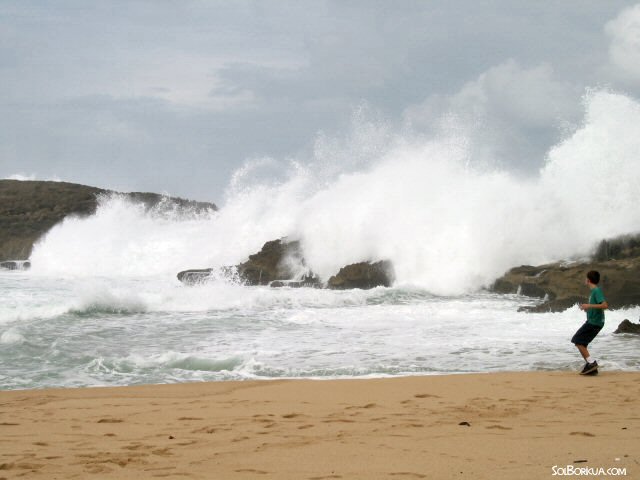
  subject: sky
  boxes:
[2,0,640,203]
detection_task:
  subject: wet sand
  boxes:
[1,371,638,479]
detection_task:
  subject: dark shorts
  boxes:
[571,322,603,347]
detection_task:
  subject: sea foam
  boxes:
[28,90,640,295]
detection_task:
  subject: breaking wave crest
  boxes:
[28,90,640,295]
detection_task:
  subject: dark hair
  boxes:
[586,270,600,285]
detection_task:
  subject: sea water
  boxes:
[1,90,639,390]
[1,272,638,390]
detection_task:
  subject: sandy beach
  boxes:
[0,371,638,479]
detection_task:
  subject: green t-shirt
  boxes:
[586,286,606,327]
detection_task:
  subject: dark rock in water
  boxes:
[177,238,394,290]
[518,282,549,299]
[491,255,640,312]
[0,260,31,271]
[327,260,395,290]
[0,179,217,262]
[270,274,322,289]
[177,239,321,287]
[236,239,316,286]
[491,277,517,295]
[177,268,214,285]
[517,296,583,313]
[614,319,640,335]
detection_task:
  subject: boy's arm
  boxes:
[580,301,609,310]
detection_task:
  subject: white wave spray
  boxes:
[30,90,640,295]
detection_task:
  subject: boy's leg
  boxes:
[576,344,590,361]
[571,323,601,360]
[576,343,598,375]
[571,323,601,375]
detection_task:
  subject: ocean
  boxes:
[1,89,640,390]
[1,272,639,390]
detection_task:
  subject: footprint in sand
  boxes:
[345,403,377,410]
[151,448,173,457]
[486,425,512,430]
[97,418,124,423]
[389,473,427,478]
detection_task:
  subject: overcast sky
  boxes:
[2,0,640,202]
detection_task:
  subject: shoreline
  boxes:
[1,371,638,479]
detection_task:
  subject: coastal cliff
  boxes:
[0,180,216,262]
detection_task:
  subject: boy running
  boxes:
[571,270,608,375]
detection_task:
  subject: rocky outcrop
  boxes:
[236,239,315,286]
[0,260,31,271]
[327,260,395,290]
[491,235,640,312]
[269,277,322,288]
[177,239,393,290]
[614,319,640,335]
[0,180,216,262]
[176,268,214,285]
[178,239,322,287]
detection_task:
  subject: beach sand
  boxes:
[0,371,638,479]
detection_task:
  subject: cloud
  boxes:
[0,1,636,200]
[3,173,61,181]
[403,60,582,171]
[606,4,640,83]
[4,173,36,181]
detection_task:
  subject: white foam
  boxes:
[70,281,148,315]
[27,89,640,296]
[0,328,25,345]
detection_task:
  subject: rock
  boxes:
[517,296,583,313]
[0,260,30,270]
[613,319,640,335]
[269,275,322,289]
[176,268,214,285]
[177,238,394,290]
[176,239,321,287]
[0,180,217,262]
[491,256,640,312]
[518,282,549,299]
[327,260,395,290]
[491,277,517,295]
[236,239,316,286]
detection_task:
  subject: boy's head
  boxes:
[586,270,600,285]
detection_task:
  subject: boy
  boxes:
[571,270,608,375]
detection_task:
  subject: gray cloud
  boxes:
[606,4,640,83]
[403,60,583,172]
[1,0,638,201]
